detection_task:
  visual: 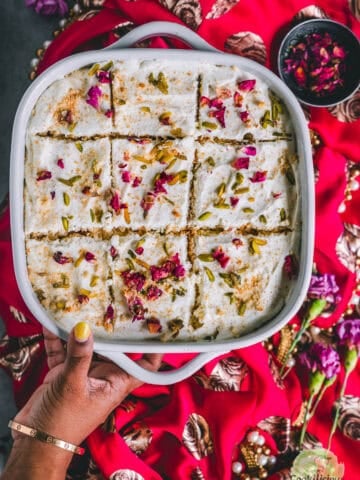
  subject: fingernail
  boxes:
[74,322,91,343]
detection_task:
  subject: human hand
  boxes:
[12,322,162,447]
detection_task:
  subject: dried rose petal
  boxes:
[86,86,102,109]
[239,110,250,123]
[53,251,72,264]
[127,296,146,321]
[50,191,55,199]
[110,191,121,214]
[243,146,256,156]
[272,192,282,198]
[212,246,230,269]
[36,170,52,181]
[232,238,243,248]
[141,192,156,212]
[237,79,256,91]
[250,171,267,183]
[104,305,114,321]
[146,285,163,301]
[105,109,114,118]
[208,106,226,128]
[284,254,298,280]
[82,186,91,195]
[85,252,96,263]
[233,91,243,107]
[122,171,131,183]
[78,294,89,305]
[150,263,172,281]
[170,253,181,266]
[110,246,118,259]
[57,159,64,169]
[119,162,127,169]
[135,246,144,255]
[231,157,249,170]
[96,70,111,83]
[146,317,162,334]
[132,176,142,188]
[173,265,186,278]
[122,270,146,292]
[230,197,239,207]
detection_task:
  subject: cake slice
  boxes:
[110,137,195,230]
[26,237,111,332]
[25,136,111,235]
[192,231,298,340]
[28,63,113,137]
[192,140,298,230]
[109,233,195,340]
[112,60,198,136]
[198,65,292,142]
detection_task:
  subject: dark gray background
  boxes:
[0,0,60,468]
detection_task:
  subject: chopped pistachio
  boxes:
[236,172,244,184]
[168,170,187,185]
[158,111,172,125]
[101,61,113,71]
[190,315,204,330]
[55,300,66,310]
[79,288,91,296]
[35,289,46,301]
[88,63,100,76]
[214,201,231,209]
[90,275,99,287]
[165,158,177,171]
[259,214,267,224]
[202,121,217,130]
[170,127,183,137]
[75,142,83,152]
[198,211,212,221]
[163,241,170,256]
[126,258,135,270]
[95,209,103,223]
[238,301,247,316]
[63,192,70,206]
[260,110,273,128]
[217,182,226,197]
[280,208,286,221]
[242,207,254,213]
[128,249,136,259]
[285,168,296,185]
[136,238,145,250]
[148,72,168,94]
[164,196,175,206]
[249,238,260,255]
[253,237,267,246]
[52,274,70,289]
[234,187,250,195]
[124,207,131,225]
[219,272,240,288]
[141,106,151,113]
[74,253,84,268]
[167,318,184,337]
[204,328,219,341]
[58,175,81,187]
[61,216,69,231]
[224,292,234,304]
[204,267,215,282]
[206,156,216,167]
[198,253,215,262]
[140,164,147,170]
[90,209,95,223]
[134,258,150,269]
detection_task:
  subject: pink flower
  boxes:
[336,319,360,348]
[25,0,68,16]
[250,171,267,182]
[237,79,256,91]
[212,246,230,269]
[231,157,249,170]
[86,86,102,109]
[308,273,341,304]
[299,343,340,379]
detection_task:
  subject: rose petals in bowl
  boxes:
[278,19,360,107]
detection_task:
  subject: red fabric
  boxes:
[1,1,360,479]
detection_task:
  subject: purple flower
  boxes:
[25,0,68,16]
[299,343,340,379]
[336,319,360,348]
[308,273,341,304]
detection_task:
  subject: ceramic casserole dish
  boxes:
[10,22,314,385]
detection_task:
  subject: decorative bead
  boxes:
[264,448,271,456]
[251,478,260,480]
[73,3,81,13]
[350,180,359,191]
[337,202,346,213]
[346,194,352,201]
[30,58,39,68]
[256,435,265,446]
[53,30,61,37]
[43,40,52,49]
[346,308,353,315]
[232,462,243,475]
[268,455,276,465]
[256,447,263,454]
[266,343,273,351]
[247,431,259,443]
[240,474,251,480]
[258,454,268,467]
[59,18,67,29]
[36,48,44,57]
[29,71,37,81]
[356,258,360,266]
[259,469,268,479]
[286,356,295,368]
[310,326,320,335]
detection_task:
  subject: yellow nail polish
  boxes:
[74,322,91,343]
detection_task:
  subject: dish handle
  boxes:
[96,350,228,385]
[104,21,219,52]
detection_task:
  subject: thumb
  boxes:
[64,322,93,384]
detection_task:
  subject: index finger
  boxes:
[43,327,66,370]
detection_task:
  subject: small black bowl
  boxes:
[278,19,360,107]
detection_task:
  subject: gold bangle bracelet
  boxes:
[8,420,85,456]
